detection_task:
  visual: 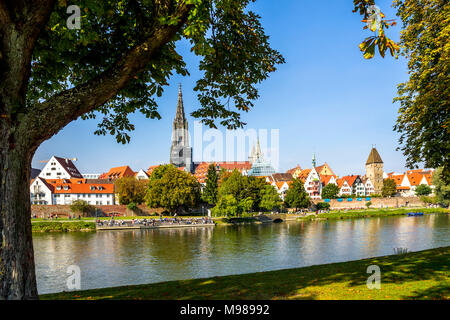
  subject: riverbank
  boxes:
[32,221,96,232]
[31,207,448,231]
[41,246,449,300]
[297,207,449,221]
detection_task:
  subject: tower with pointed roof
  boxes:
[365,147,384,194]
[248,139,263,164]
[170,84,193,173]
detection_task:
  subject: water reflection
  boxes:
[33,214,449,294]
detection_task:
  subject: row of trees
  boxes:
[113,163,313,217]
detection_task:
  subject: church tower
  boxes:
[365,147,384,194]
[248,139,263,164]
[170,85,193,173]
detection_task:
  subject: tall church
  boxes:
[170,85,193,173]
[365,147,384,194]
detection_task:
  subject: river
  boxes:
[33,213,449,294]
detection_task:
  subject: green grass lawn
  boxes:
[41,246,449,300]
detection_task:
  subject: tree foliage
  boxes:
[432,167,450,206]
[392,0,450,180]
[382,179,397,197]
[259,185,282,211]
[70,200,94,216]
[145,165,201,213]
[353,0,400,59]
[213,170,271,215]
[202,163,219,205]
[284,178,310,210]
[114,177,148,205]
[321,183,340,199]
[316,202,330,211]
[415,184,432,196]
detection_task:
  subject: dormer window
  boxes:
[90,186,96,191]
[63,186,69,190]
[56,186,61,190]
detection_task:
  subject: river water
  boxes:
[33,213,450,294]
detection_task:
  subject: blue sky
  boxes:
[32,0,410,176]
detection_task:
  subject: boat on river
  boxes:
[407,212,424,216]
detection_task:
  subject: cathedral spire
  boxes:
[170,84,193,173]
[175,83,185,122]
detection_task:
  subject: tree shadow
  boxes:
[403,283,449,300]
[42,247,449,300]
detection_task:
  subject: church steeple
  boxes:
[175,84,186,124]
[170,84,193,172]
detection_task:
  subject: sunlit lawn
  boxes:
[41,247,449,300]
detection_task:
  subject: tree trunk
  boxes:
[0,123,38,300]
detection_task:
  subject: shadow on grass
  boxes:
[41,247,449,300]
[403,283,450,300]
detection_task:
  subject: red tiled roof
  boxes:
[99,166,135,180]
[407,172,427,186]
[286,165,301,175]
[44,179,114,194]
[321,175,336,186]
[315,163,336,176]
[193,161,251,184]
[341,175,360,187]
[297,169,311,182]
[217,161,252,171]
[336,178,348,188]
[388,174,405,186]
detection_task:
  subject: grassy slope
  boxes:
[41,247,449,300]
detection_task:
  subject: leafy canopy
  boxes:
[284,178,310,210]
[392,0,450,180]
[415,184,432,196]
[321,183,340,199]
[26,0,399,144]
[382,178,397,197]
[202,163,219,205]
[70,199,95,215]
[432,167,450,206]
[145,164,201,213]
[259,184,282,211]
[29,0,285,143]
[114,177,148,205]
[353,0,400,59]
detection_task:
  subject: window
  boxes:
[46,173,51,176]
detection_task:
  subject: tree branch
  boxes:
[25,1,193,147]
